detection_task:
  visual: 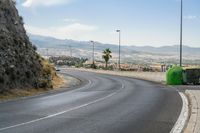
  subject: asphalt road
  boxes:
[0,70,182,133]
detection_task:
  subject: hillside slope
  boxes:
[0,0,55,92]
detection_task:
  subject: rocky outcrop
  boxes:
[0,0,53,92]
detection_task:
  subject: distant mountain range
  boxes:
[29,34,200,55]
[28,34,200,64]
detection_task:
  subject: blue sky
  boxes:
[16,0,200,47]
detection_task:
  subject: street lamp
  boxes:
[180,0,183,67]
[46,48,49,57]
[116,30,121,69]
[91,41,95,65]
[69,45,72,57]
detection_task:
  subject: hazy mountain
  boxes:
[130,45,200,55]
[28,34,139,55]
[29,34,200,55]
[28,34,200,65]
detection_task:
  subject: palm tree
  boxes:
[102,48,112,69]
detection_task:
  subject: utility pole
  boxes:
[69,45,72,57]
[46,48,49,58]
[91,41,95,65]
[116,30,121,70]
[180,0,183,67]
[65,45,68,57]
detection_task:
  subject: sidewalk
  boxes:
[177,86,200,133]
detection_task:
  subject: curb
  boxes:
[170,92,189,133]
[184,90,199,133]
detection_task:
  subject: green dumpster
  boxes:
[166,66,183,85]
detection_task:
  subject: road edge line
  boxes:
[170,92,189,133]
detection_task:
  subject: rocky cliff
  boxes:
[0,0,54,92]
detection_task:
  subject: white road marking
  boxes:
[170,92,189,133]
[0,82,124,132]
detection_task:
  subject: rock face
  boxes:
[0,0,50,92]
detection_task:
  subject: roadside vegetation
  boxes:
[102,48,112,69]
[0,57,65,101]
[39,58,64,88]
[49,56,88,68]
[47,48,169,72]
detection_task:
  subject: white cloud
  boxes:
[63,18,78,23]
[21,0,74,7]
[25,23,98,40]
[184,15,198,20]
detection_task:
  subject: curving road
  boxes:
[0,69,182,133]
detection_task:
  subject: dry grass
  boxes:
[0,75,66,101]
[0,88,47,101]
[0,59,67,101]
[52,74,67,90]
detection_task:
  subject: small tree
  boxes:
[102,48,112,69]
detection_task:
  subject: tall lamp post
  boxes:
[91,41,95,66]
[69,45,72,57]
[180,0,183,67]
[116,30,121,69]
[46,48,49,58]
